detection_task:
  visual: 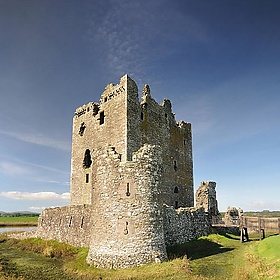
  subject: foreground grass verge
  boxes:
[0,233,279,279]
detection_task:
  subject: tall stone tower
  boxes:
[36,75,211,269]
[70,74,194,208]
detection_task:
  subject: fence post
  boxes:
[258,217,262,240]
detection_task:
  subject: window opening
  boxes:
[183,139,187,145]
[99,111,105,125]
[124,221,129,235]
[174,160,177,171]
[175,201,179,209]
[83,149,92,168]
[80,216,84,228]
[174,186,179,193]
[165,113,168,118]
[86,173,89,183]
[140,112,144,120]
[126,183,131,196]
[69,216,72,227]
[79,122,86,136]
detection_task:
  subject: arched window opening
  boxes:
[174,186,179,193]
[83,149,92,168]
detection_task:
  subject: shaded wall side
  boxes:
[140,94,194,207]
[126,76,141,161]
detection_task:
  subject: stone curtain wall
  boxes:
[163,205,211,247]
[36,204,93,247]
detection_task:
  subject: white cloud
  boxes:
[0,191,70,201]
[29,206,46,211]
[0,130,70,151]
[245,200,280,211]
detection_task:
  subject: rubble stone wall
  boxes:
[163,205,212,247]
[36,204,93,247]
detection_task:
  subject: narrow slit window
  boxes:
[174,160,177,171]
[140,112,144,120]
[69,216,72,227]
[99,111,105,125]
[175,201,179,209]
[183,139,187,145]
[126,183,131,196]
[86,173,89,183]
[124,221,129,235]
[80,216,84,228]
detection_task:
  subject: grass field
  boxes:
[0,216,38,227]
[0,233,279,279]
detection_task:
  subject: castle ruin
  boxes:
[36,75,215,268]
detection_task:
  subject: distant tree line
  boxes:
[0,212,40,217]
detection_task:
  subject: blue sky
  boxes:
[0,0,280,212]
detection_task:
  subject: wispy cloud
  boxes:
[0,191,70,201]
[0,129,70,151]
[0,161,31,176]
[87,1,209,81]
[0,158,68,178]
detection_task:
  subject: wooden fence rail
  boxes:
[240,216,280,243]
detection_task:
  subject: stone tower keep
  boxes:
[70,74,193,208]
[36,75,210,269]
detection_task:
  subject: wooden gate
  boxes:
[240,216,280,242]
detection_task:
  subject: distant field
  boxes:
[0,216,38,226]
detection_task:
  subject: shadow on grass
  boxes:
[167,239,234,260]
[219,233,240,240]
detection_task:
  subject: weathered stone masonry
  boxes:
[36,75,212,268]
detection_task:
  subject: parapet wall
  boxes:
[36,204,92,247]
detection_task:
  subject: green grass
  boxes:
[1,233,280,279]
[252,235,280,279]
[0,216,38,226]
